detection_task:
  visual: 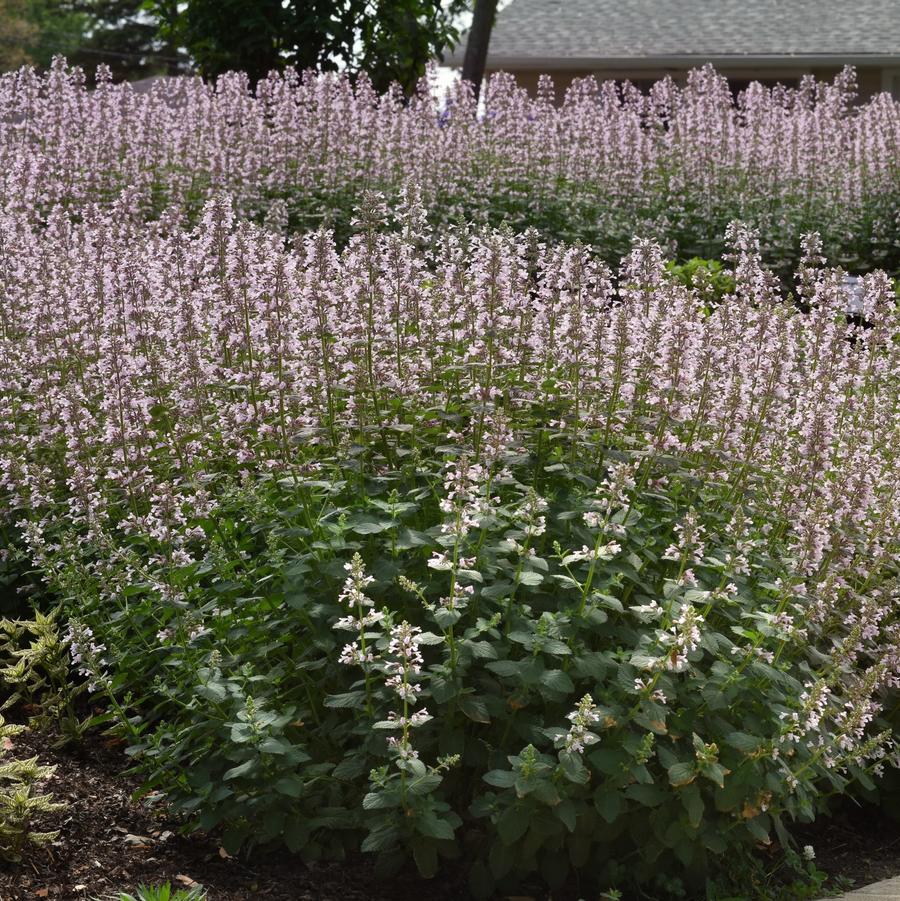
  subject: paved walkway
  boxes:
[834,876,900,899]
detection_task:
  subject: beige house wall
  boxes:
[487,66,890,103]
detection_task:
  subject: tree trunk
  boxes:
[461,0,498,100]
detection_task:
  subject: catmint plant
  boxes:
[0,172,896,897]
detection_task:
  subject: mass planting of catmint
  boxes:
[3,59,900,269]
[0,56,898,898]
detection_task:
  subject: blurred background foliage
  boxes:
[0,0,470,88]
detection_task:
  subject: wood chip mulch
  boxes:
[796,797,900,891]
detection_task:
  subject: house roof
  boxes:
[446,0,900,70]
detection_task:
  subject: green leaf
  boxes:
[485,660,522,679]
[714,777,746,812]
[594,788,624,824]
[583,607,608,627]
[259,737,293,755]
[626,552,643,571]
[323,690,366,708]
[412,838,438,879]
[772,812,792,852]
[531,780,561,806]
[508,630,534,647]
[396,528,430,549]
[488,838,516,878]
[541,639,571,656]
[284,591,310,610]
[332,755,368,780]
[222,759,256,781]
[556,799,577,832]
[362,791,400,810]
[480,580,514,600]
[634,711,667,734]
[744,814,771,843]
[517,570,544,586]
[552,574,581,590]
[462,639,497,660]
[483,769,517,788]
[415,810,455,841]
[433,607,462,628]
[559,751,589,784]
[407,773,442,796]
[724,732,762,754]
[429,674,460,703]
[590,748,627,776]
[459,695,491,724]
[403,758,428,778]
[283,818,310,853]
[571,651,609,680]
[630,653,659,670]
[196,681,227,703]
[682,783,704,828]
[274,776,305,798]
[700,686,729,711]
[457,568,483,583]
[631,764,654,785]
[361,824,399,853]
[624,783,666,807]
[700,761,729,788]
[347,518,394,534]
[667,761,697,787]
[222,824,250,855]
[229,723,253,744]
[416,631,444,645]
[540,669,575,694]
[596,594,624,612]
[497,806,529,845]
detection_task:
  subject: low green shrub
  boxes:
[665,258,737,306]
[0,610,92,745]
[0,714,65,861]
[53,451,897,897]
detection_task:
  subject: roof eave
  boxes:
[444,53,900,70]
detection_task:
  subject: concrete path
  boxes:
[834,876,900,899]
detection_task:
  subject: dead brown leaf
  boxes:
[123,833,152,846]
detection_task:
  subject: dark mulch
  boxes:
[795,798,900,892]
[2,725,899,901]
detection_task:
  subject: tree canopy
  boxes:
[0,0,469,90]
[172,0,467,90]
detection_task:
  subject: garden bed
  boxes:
[2,727,899,901]
[1,59,899,901]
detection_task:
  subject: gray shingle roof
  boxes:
[450,0,900,67]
